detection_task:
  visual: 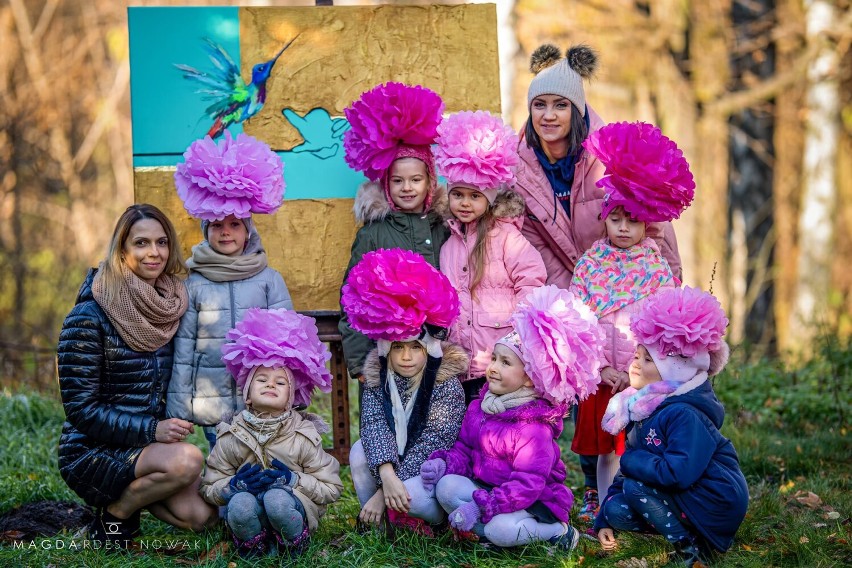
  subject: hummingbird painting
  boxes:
[176,36,299,138]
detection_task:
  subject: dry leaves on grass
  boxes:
[615,557,648,568]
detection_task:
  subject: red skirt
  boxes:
[571,388,625,456]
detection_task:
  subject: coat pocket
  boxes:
[476,312,513,331]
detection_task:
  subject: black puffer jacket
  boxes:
[57,268,173,506]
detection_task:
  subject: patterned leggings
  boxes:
[599,478,694,543]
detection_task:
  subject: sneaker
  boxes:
[577,488,599,523]
[673,536,710,567]
[548,525,581,551]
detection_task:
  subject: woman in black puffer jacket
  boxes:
[58,204,218,547]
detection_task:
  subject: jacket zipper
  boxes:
[230,282,237,407]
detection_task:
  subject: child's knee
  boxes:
[622,478,651,500]
[263,489,300,518]
[227,492,261,524]
[434,475,463,508]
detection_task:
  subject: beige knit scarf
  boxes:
[92,262,189,352]
[480,386,539,415]
[186,242,268,282]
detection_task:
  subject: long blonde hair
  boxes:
[98,204,186,305]
[468,207,495,300]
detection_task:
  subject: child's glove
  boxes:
[419,458,446,492]
[229,463,267,495]
[265,458,294,488]
[449,500,481,532]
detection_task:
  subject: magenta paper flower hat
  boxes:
[498,285,605,406]
[434,110,519,204]
[630,286,730,382]
[583,121,695,223]
[344,82,444,211]
[221,308,332,408]
[341,248,459,343]
[175,132,285,221]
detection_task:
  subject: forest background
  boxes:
[0,0,850,384]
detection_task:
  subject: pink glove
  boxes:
[420,458,447,492]
[449,500,481,532]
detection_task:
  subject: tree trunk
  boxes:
[791,0,840,349]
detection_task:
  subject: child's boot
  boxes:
[577,488,599,523]
[273,526,310,559]
[232,529,267,559]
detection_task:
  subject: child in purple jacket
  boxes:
[418,286,605,549]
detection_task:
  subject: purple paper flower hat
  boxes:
[434,110,519,203]
[221,308,332,408]
[630,286,730,382]
[583,121,695,223]
[341,248,460,343]
[174,132,285,221]
[507,285,606,406]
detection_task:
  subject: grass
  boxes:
[0,351,850,567]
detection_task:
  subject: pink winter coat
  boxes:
[440,191,546,380]
[512,106,683,288]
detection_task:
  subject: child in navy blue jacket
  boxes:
[595,287,748,567]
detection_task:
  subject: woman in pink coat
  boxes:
[513,44,682,289]
[435,111,546,404]
[514,43,685,523]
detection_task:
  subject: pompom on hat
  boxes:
[630,286,730,382]
[174,132,285,221]
[343,82,444,211]
[583,121,695,223]
[221,308,332,408]
[434,110,519,204]
[341,248,459,356]
[527,44,598,115]
[496,285,605,406]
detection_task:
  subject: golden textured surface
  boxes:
[134,168,357,311]
[238,4,500,149]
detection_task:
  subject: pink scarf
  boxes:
[601,374,707,435]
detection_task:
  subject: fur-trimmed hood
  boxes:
[353,181,448,225]
[361,342,469,388]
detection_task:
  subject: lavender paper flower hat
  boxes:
[174,132,285,221]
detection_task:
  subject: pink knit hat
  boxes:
[434,111,519,204]
[583,122,695,223]
[221,308,333,408]
[344,82,444,211]
[341,248,459,356]
[496,286,605,406]
[630,286,730,382]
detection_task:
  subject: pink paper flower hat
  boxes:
[434,110,519,204]
[496,285,606,407]
[630,286,730,382]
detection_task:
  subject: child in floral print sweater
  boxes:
[568,121,694,521]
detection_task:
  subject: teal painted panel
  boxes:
[128,7,242,158]
[128,7,367,199]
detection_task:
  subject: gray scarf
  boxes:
[480,386,539,415]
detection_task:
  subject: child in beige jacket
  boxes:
[200,308,342,558]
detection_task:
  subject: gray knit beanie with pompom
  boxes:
[527,44,598,115]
